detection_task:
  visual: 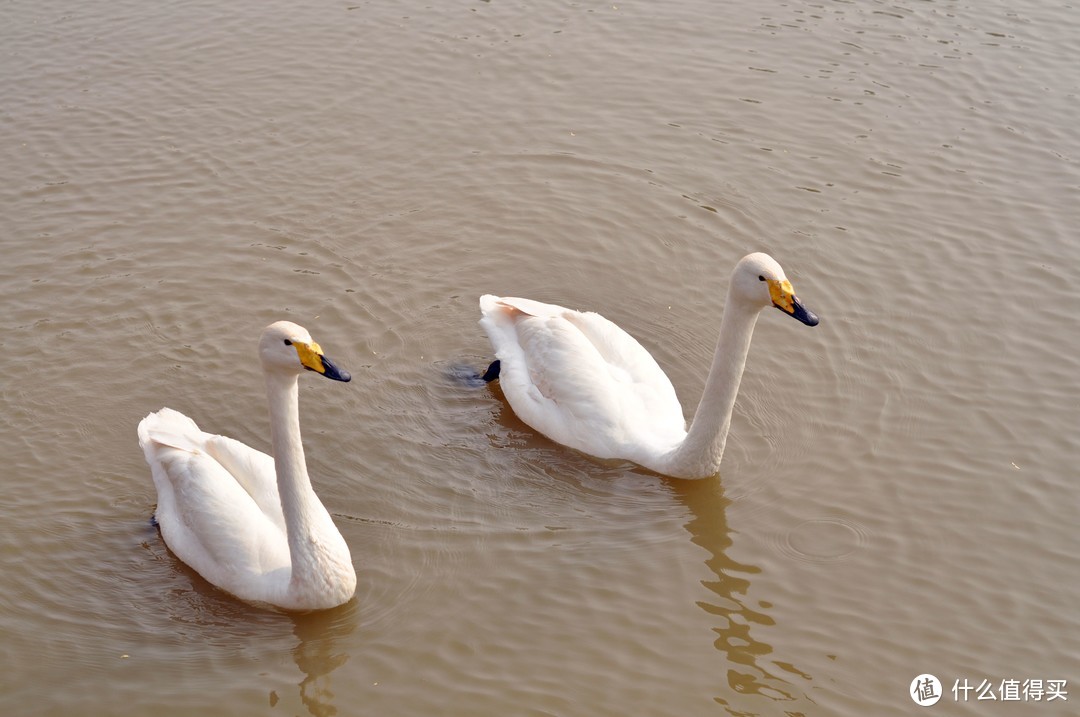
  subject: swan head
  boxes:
[258,321,352,382]
[734,253,819,327]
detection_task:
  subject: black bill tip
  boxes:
[319,355,352,382]
[777,296,819,327]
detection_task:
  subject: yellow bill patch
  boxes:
[768,278,796,313]
[293,341,326,374]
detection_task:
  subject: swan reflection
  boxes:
[288,603,358,717]
[672,477,814,714]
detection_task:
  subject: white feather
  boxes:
[138,322,356,611]
[480,295,686,462]
[479,253,818,478]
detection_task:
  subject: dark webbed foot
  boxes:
[444,360,501,387]
[480,360,501,383]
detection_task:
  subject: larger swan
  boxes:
[479,252,819,479]
[138,321,357,611]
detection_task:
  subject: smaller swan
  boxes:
[138,321,356,611]
[479,253,819,479]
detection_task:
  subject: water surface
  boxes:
[2,0,1078,715]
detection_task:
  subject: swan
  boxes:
[138,321,357,611]
[478,252,819,479]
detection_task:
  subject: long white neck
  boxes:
[658,288,762,478]
[264,371,331,593]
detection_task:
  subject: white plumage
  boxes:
[479,253,819,479]
[138,321,356,611]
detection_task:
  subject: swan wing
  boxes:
[139,408,285,532]
[138,409,290,599]
[479,296,686,460]
[200,434,284,533]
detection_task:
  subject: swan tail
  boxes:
[479,293,569,379]
[481,295,566,319]
[138,407,205,455]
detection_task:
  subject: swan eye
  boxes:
[283,339,293,346]
[758,275,765,281]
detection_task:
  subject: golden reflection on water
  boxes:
[290,607,357,717]
[674,478,813,713]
